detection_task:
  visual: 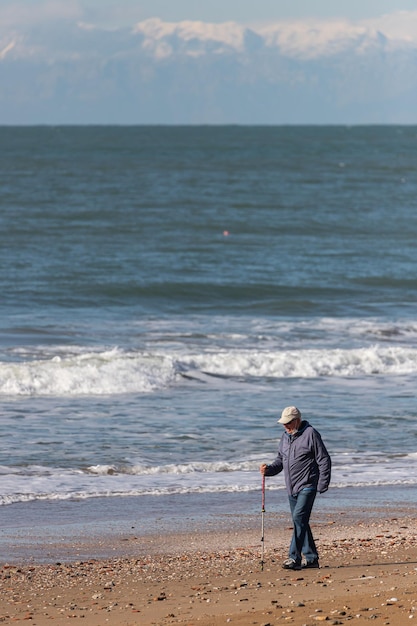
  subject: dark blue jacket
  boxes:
[264,420,331,496]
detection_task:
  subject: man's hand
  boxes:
[260,463,267,475]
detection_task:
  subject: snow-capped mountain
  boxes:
[1,15,417,123]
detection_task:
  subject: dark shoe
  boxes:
[302,558,320,569]
[282,558,301,570]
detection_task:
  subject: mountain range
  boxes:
[1,16,417,124]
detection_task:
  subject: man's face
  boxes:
[283,417,301,435]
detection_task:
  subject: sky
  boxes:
[111,0,417,24]
[3,0,417,28]
[2,0,417,124]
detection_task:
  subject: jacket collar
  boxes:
[287,420,309,440]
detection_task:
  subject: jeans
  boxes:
[288,487,318,564]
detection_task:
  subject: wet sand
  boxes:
[1,507,417,625]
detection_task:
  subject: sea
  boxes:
[1,125,417,559]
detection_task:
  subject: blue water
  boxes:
[1,126,417,514]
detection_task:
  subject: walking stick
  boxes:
[261,473,265,571]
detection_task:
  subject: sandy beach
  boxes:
[1,505,417,626]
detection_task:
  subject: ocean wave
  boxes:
[1,454,417,505]
[180,345,417,378]
[0,348,178,396]
[1,343,417,396]
[2,478,417,507]
[86,461,255,475]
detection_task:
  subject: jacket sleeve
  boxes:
[264,440,284,476]
[313,429,331,493]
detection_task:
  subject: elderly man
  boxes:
[260,406,331,570]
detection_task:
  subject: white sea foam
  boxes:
[0,348,178,396]
[1,453,417,505]
[182,345,417,378]
[1,343,417,396]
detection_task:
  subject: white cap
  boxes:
[278,406,301,424]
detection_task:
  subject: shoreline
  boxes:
[1,484,416,564]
